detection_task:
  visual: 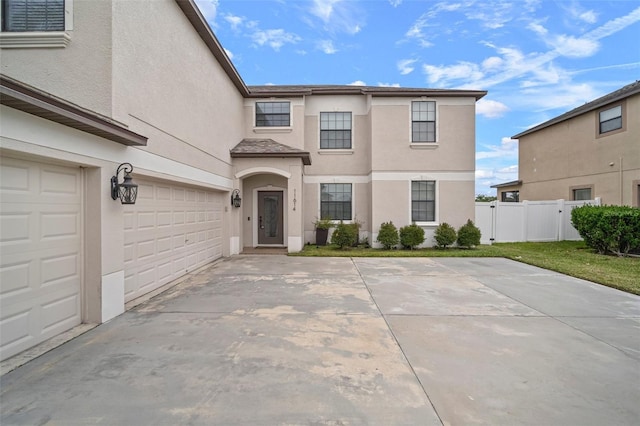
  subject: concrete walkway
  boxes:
[1,256,638,425]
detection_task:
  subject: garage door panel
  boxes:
[123,179,222,302]
[0,158,82,361]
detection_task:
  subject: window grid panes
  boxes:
[320,183,352,220]
[573,188,592,201]
[255,102,290,127]
[411,181,435,222]
[320,112,352,149]
[2,0,64,31]
[599,105,622,134]
[412,101,436,143]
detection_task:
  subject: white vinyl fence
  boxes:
[475,198,601,244]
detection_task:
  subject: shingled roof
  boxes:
[513,80,640,139]
[230,139,312,165]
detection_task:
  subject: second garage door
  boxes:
[124,179,223,302]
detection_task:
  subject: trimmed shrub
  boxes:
[377,221,399,249]
[399,224,425,250]
[434,222,457,248]
[457,219,481,248]
[571,205,640,256]
[331,221,359,249]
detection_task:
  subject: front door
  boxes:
[258,191,284,245]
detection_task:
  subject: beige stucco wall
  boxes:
[242,99,306,150]
[111,0,242,182]
[0,0,114,115]
[518,94,640,205]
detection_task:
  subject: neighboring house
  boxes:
[493,81,640,206]
[0,0,485,361]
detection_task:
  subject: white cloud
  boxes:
[423,61,484,86]
[553,35,600,58]
[309,0,364,35]
[195,0,219,24]
[464,2,514,29]
[389,0,403,7]
[223,48,234,60]
[563,2,598,24]
[482,56,503,71]
[251,29,301,51]
[317,40,337,54]
[476,99,510,118]
[224,14,243,30]
[397,59,417,75]
[476,137,518,160]
[377,82,401,87]
[349,80,367,86]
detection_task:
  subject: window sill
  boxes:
[253,127,293,134]
[410,143,439,150]
[414,222,439,227]
[317,149,354,155]
[0,31,71,48]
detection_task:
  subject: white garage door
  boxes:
[0,157,82,362]
[123,179,223,302]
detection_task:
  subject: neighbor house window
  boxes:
[599,105,622,134]
[320,112,352,149]
[573,188,592,201]
[320,183,352,220]
[412,181,435,222]
[501,191,519,202]
[1,0,64,31]
[412,101,436,143]
[255,101,290,127]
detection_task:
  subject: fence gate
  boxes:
[475,199,601,244]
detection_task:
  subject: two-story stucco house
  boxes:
[0,0,485,361]
[493,81,640,206]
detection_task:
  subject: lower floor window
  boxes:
[501,191,519,202]
[321,183,352,220]
[412,180,435,222]
[573,187,592,201]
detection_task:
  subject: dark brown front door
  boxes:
[258,191,283,245]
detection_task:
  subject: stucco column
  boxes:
[287,164,304,252]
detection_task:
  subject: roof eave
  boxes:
[230,151,312,166]
[0,75,148,146]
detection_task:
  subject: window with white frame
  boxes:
[320,112,352,149]
[573,187,592,201]
[320,183,352,220]
[255,101,290,127]
[1,0,64,31]
[412,101,436,143]
[411,181,435,222]
[599,105,622,134]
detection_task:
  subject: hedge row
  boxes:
[571,205,640,256]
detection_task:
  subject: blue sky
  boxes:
[194,0,640,196]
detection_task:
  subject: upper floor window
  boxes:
[320,112,351,149]
[256,101,290,127]
[573,187,592,201]
[599,105,622,134]
[412,101,436,143]
[320,183,352,221]
[1,0,64,32]
[411,180,435,222]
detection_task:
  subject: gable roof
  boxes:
[231,139,312,165]
[513,80,640,139]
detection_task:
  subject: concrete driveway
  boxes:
[1,256,638,425]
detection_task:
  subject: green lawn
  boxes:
[292,241,640,295]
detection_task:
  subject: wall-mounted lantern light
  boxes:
[111,162,138,205]
[231,189,241,208]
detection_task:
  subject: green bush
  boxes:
[571,205,640,256]
[376,221,399,249]
[457,219,481,248]
[399,224,425,250]
[434,222,457,248]
[331,221,359,249]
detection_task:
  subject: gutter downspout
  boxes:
[620,156,623,205]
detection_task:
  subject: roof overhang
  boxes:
[491,180,522,189]
[0,75,147,146]
[247,85,487,100]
